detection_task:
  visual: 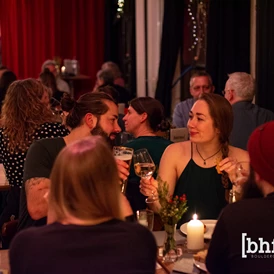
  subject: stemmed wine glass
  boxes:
[133,148,156,203]
[229,161,250,203]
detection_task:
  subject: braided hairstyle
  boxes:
[198,93,233,193]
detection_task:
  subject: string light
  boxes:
[187,0,208,60]
[116,0,125,19]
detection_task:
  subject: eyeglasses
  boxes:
[192,85,211,92]
[222,89,232,95]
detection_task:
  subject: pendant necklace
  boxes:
[196,145,221,165]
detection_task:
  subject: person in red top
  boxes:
[207,121,274,274]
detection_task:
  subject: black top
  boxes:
[230,101,274,150]
[10,219,157,274]
[206,193,274,274]
[174,143,229,226]
[0,123,68,187]
[18,137,66,231]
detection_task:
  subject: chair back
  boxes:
[170,128,188,143]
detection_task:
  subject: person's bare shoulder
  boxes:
[164,140,190,155]
[162,141,191,169]
[228,145,250,162]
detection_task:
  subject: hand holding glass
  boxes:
[113,146,134,194]
[133,149,156,203]
[229,161,250,203]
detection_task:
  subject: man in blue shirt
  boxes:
[172,71,215,128]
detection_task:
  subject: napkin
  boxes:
[173,253,198,274]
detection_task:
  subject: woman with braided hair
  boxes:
[140,93,249,226]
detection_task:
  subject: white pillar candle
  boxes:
[187,214,204,250]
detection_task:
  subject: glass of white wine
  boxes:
[133,148,156,203]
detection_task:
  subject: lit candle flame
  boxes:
[193,214,198,220]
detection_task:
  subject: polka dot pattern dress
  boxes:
[0,123,69,188]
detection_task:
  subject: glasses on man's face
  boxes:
[222,89,232,95]
[192,85,211,92]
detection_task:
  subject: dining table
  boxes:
[153,230,208,274]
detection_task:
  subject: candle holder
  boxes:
[162,224,178,262]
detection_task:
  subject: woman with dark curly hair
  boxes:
[0,78,68,248]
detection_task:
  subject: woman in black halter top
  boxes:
[140,93,249,225]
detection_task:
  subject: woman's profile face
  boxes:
[41,90,50,109]
[187,100,219,144]
[123,106,144,135]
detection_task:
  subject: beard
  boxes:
[241,168,263,199]
[90,122,118,148]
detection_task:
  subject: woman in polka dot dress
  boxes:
[0,79,69,247]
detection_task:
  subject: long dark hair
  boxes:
[130,97,169,132]
[198,93,233,190]
[61,92,117,130]
[39,68,58,95]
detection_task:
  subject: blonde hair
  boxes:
[1,78,55,153]
[49,136,123,222]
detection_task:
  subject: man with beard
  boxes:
[18,92,132,231]
[206,121,274,274]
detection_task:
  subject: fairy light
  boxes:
[187,0,208,60]
[116,0,125,19]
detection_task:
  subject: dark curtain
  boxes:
[256,1,274,112]
[104,0,120,63]
[206,0,250,94]
[104,0,136,97]
[155,0,184,117]
[0,0,105,81]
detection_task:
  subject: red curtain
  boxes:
[0,0,104,82]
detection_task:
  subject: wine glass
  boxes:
[113,146,134,194]
[229,161,250,203]
[133,148,156,203]
[136,209,154,231]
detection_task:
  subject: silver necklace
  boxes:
[196,145,221,165]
